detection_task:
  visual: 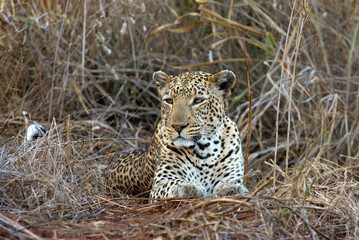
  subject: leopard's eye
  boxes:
[164,98,173,104]
[193,97,205,105]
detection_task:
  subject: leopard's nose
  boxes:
[171,123,188,133]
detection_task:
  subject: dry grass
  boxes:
[1,0,359,239]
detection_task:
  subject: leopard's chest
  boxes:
[158,116,243,195]
[180,134,242,194]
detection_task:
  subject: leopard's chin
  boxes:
[172,137,195,148]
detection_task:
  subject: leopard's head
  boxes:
[153,70,236,148]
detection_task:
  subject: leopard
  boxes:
[105,70,248,198]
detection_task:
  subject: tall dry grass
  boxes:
[0,0,358,239]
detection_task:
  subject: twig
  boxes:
[274,0,298,185]
[0,213,42,240]
[243,39,252,186]
[285,0,305,173]
[82,0,87,88]
[250,177,274,197]
[66,114,73,172]
[49,0,69,121]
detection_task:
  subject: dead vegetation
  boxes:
[0,0,358,239]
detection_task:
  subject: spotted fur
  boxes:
[105,70,248,198]
[104,131,161,196]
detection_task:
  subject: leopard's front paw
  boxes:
[214,181,248,196]
[172,183,205,197]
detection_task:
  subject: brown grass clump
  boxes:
[1,0,358,239]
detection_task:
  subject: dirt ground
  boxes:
[1,196,259,239]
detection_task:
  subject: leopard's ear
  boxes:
[209,70,236,99]
[153,71,171,97]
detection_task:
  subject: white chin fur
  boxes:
[173,138,195,148]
